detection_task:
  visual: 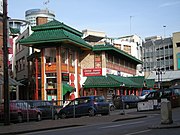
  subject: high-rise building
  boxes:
[25,9,55,26]
[142,36,173,76]
[172,32,180,70]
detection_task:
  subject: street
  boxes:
[22,108,180,135]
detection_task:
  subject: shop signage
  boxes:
[45,63,56,72]
[83,68,102,76]
[62,73,69,81]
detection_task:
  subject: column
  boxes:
[75,51,79,98]
[56,46,62,102]
[41,48,45,100]
[16,86,19,100]
[35,57,38,100]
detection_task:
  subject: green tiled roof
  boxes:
[127,76,145,88]
[145,79,155,88]
[83,76,122,88]
[108,74,140,88]
[83,75,155,89]
[127,76,155,88]
[93,45,142,64]
[32,20,82,36]
[19,20,92,50]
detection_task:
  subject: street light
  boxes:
[156,68,163,89]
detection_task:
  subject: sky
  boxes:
[8,0,180,39]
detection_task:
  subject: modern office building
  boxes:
[172,32,180,70]
[142,36,173,76]
[25,9,55,26]
[143,34,180,88]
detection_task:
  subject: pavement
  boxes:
[0,108,180,135]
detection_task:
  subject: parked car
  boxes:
[138,87,180,111]
[146,88,180,108]
[25,100,58,120]
[139,90,156,100]
[113,95,140,109]
[0,100,41,123]
[58,96,110,119]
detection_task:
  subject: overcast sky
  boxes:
[8,0,180,39]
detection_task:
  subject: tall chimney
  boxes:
[36,17,48,25]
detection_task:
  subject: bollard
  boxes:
[161,101,173,124]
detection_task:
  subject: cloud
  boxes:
[159,1,180,8]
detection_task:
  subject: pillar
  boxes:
[16,86,19,100]
[35,57,38,100]
[75,51,79,98]
[56,46,62,102]
[41,48,45,100]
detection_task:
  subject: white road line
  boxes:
[99,121,145,129]
[123,129,151,135]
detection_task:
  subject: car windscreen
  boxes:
[94,96,105,102]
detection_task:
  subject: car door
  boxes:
[75,98,90,116]
[62,100,75,117]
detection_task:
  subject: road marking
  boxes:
[123,129,151,135]
[99,121,145,129]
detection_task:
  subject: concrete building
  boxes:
[144,34,180,88]
[173,32,180,70]
[25,9,55,26]
[142,36,173,76]
[114,35,142,60]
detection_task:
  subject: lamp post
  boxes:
[156,68,163,89]
[3,0,10,125]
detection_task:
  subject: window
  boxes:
[94,52,102,68]
[69,50,75,66]
[176,42,180,47]
[61,48,68,64]
[45,48,56,63]
[124,45,131,54]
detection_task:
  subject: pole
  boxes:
[130,16,132,35]
[163,25,166,38]
[3,0,10,125]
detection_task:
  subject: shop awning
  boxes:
[83,76,122,88]
[63,83,75,96]
[0,74,23,86]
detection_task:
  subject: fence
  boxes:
[0,99,112,123]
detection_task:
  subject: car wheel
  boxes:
[54,114,58,120]
[88,109,95,117]
[61,113,66,119]
[37,113,41,121]
[18,114,23,123]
